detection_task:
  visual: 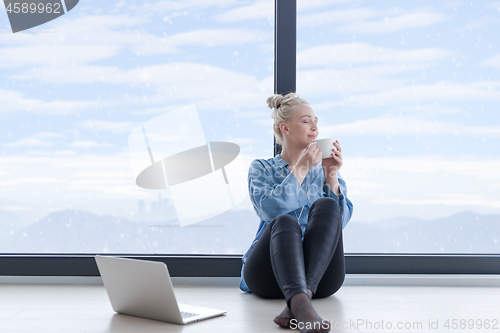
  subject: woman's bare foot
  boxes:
[288,293,330,333]
[274,289,315,329]
[274,306,293,328]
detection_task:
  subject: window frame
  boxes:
[1,254,500,276]
[1,0,499,278]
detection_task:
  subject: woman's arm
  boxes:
[325,173,340,197]
[321,140,353,229]
[323,171,353,229]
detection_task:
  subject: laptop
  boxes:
[95,255,226,324]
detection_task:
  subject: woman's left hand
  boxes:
[322,140,343,179]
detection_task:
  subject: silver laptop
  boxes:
[95,255,226,324]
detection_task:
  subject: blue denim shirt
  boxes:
[240,154,354,292]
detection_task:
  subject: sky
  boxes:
[0,0,499,240]
[295,0,500,221]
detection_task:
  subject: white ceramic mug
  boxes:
[314,138,336,159]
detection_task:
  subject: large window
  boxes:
[297,0,500,253]
[1,1,498,277]
[0,1,274,254]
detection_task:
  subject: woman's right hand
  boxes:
[294,142,323,174]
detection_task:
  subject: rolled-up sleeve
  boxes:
[323,171,353,229]
[248,159,309,222]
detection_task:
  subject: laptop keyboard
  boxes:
[180,311,198,319]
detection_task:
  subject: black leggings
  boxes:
[244,197,345,307]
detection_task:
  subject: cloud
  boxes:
[3,132,65,148]
[1,8,272,114]
[304,70,395,96]
[297,0,356,12]
[153,0,357,18]
[484,1,500,9]
[480,54,500,70]
[165,28,266,47]
[299,8,380,27]
[0,44,122,68]
[0,88,97,115]
[0,151,138,196]
[5,28,266,72]
[297,43,450,67]
[122,28,267,56]
[0,177,66,186]
[293,44,499,109]
[320,116,500,138]
[371,195,500,209]
[343,180,385,196]
[213,0,360,23]
[68,141,115,148]
[295,43,451,97]
[326,81,500,106]
[335,12,445,34]
[11,65,123,84]
[392,105,462,115]
[13,61,260,86]
[0,205,26,212]
[2,138,50,148]
[212,0,272,22]
[341,157,500,216]
[0,177,65,186]
[129,104,193,115]
[213,0,356,22]
[457,16,498,32]
[0,14,146,45]
[9,63,273,116]
[226,137,257,144]
[1,11,268,69]
[344,157,500,180]
[6,60,273,115]
[150,0,239,13]
[296,65,429,96]
[0,150,178,220]
[80,120,138,133]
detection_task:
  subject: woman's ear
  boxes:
[280,123,288,135]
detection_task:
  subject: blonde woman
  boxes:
[240,92,353,333]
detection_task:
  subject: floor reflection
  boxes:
[106,313,185,332]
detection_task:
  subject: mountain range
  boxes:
[1,209,498,254]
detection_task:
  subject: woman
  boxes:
[239,92,354,333]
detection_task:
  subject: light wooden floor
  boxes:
[1,282,499,332]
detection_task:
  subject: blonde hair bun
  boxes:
[266,92,309,145]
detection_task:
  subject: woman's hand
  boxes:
[322,140,343,180]
[295,142,323,174]
[290,142,322,186]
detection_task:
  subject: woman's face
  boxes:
[282,104,319,147]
